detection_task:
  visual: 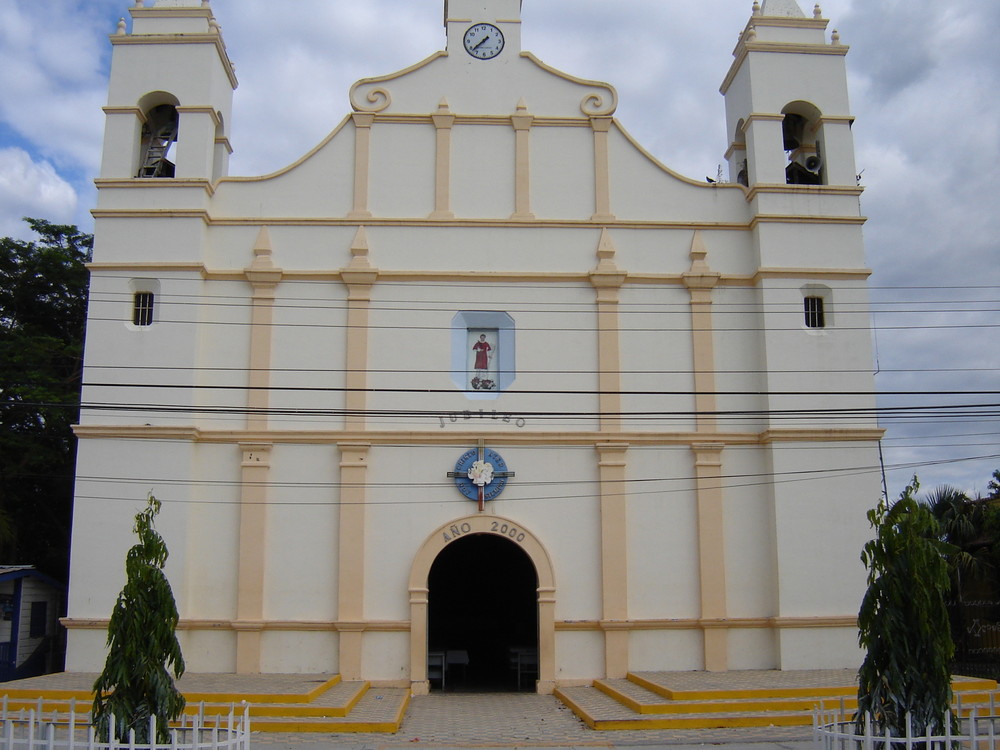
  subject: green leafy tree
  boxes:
[0,218,91,578]
[989,469,1000,501]
[93,495,185,743]
[856,477,956,737]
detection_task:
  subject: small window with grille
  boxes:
[133,292,155,326]
[804,296,825,328]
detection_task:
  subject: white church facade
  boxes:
[66,0,883,693]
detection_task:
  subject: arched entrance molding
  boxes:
[409,514,556,694]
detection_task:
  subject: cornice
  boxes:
[94,179,215,196]
[63,615,857,632]
[72,425,884,448]
[83,262,873,286]
[747,184,863,200]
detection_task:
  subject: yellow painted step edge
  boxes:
[597,678,863,716]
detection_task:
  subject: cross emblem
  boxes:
[448,440,515,512]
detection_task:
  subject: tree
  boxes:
[0,218,91,578]
[924,485,994,602]
[93,495,185,743]
[856,477,956,738]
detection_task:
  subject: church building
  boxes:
[66,0,883,693]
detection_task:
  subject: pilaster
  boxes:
[337,442,371,680]
[511,99,535,220]
[429,99,456,220]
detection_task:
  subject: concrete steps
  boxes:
[555,671,999,731]
[0,674,409,733]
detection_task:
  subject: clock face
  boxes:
[463,23,505,60]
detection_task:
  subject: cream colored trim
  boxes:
[724,141,747,160]
[429,100,456,220]
[85,263,873,286]
[408,514,557,694]
[337,442,371,681]
[761,427,885,443]
[615,122,747,191]
[590,117,615,221]
[102,105,144,118]
[349,52,448,113]
[747,17,830,30]
[741,113,786,128]
[683,231,721,432]
[91,209,210,223]
[90,213,761,230]
[129,7,214,18]
[73,425,886,447]
[693,443,728,671]
[589,230,626,432]
[245,227,281,432]
[62,618,412,632]
[518,52,618,117]
[348,114,375,219]
[511,100,535,220]
[749,214,867,227]
[747,184,864,199]
[341,227,378,431]
[597,443,630,679]
[110,34,238,89]
[176,106,222,127]
[554,615,856,631]
[235,442,271,673]
[94,179,216,196]
[217,116,352,184]
[747,267,872,282]
[62,614,856,632]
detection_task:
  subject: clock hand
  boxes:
[474,35,490,50]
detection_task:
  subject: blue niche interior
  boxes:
[450,311,516,399]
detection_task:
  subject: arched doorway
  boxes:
[428,533,537,691]
[408,515,556,695]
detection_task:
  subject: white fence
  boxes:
[814,707,1000,750]
[0,700,250,750]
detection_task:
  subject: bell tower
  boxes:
[100,0,237,181]
[445,0,523,60]
[721,0,856,188]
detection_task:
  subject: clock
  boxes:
[463,23,505,60]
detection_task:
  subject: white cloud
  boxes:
[0,148,78,240]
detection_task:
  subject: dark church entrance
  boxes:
[427,533,539,692]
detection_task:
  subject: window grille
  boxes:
[133,292,155,326]
[804,296,825,328]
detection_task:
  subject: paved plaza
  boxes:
[249,692,815,750]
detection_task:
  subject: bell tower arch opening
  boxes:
[428,533,538,691]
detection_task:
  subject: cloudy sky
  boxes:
[1,0,997,498]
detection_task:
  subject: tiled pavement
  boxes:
[250,692,814,749]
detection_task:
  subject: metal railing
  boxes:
[0,700,250,750]
[814,706,1000,749]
